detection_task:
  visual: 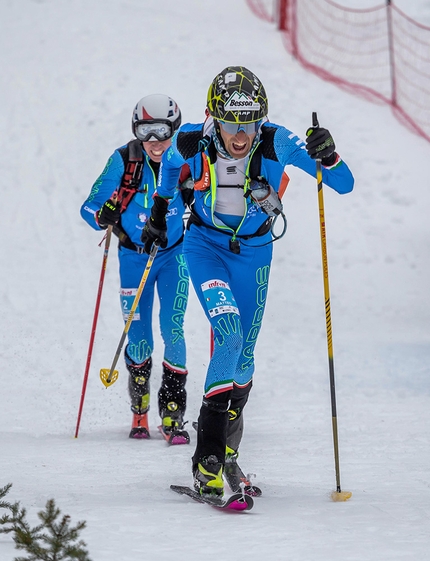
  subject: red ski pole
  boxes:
[74,224,114,438]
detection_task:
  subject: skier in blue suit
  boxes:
[140,67,354,495]
[81,94,192,444]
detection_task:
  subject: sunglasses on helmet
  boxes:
[134,120,174,142]
[217,120,262,135]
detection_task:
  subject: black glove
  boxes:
[306,125,336,165]
[141,196,169,254]
[97,197,120,228]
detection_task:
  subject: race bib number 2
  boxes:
[201,279,239,318]
[120,288,140,321]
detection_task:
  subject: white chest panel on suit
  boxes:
[215,156,248,216]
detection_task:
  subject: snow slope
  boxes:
[1,1,429,560]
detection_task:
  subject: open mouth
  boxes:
[232,141,247,152]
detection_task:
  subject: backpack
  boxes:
[117,139,192,209]
[113,140,191,250]
[117,139,144,212]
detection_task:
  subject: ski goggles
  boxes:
[134,120,174,142]
[217,119,262,135]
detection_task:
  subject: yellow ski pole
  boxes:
[310,111,352,502]
[100,241,160,387]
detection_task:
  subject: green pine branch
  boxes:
[0,484,92,561]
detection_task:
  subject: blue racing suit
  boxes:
[155,119,354,463]
[80,141,189,372]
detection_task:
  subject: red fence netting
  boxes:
[246,0,430,143]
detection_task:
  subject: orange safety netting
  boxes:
[246,0,430,143]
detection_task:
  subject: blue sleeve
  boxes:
[80,150,125,230]
[273,126,354,194]
[156,137,186,199]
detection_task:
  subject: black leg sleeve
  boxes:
[192,390,232,469]
[227,382,253,452]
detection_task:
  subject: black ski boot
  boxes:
[158,364,189,445]
[193,455,224,496]
[127,355,152,439]
[192,393,231,496]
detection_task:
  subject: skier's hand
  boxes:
[305,125,336,164]
[141,219,168,253]
[140,196,169,254]
[97,197,120,228]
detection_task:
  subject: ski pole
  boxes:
[100,241,160,387]
[311,112,352,502]
[74,225,114,438]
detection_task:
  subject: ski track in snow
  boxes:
[1,1,429,560]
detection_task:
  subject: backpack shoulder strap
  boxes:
[117,139,144,211]
[251,130,290,197]
[249,142,263,180]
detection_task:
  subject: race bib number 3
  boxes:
[201,279,239,318]
[120,288,140,321]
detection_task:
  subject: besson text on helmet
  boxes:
[207,66,268,124]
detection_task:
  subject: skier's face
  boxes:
[218,124,257,159]
[142,138,172,163]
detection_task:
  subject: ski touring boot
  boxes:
[127,355,152,439]
[158,363,189,445]
[193,455,224,497]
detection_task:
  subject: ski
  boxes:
[192,421,262,496]
[158,425,190,445]
[170,485,253,511]
[129,413,150,439]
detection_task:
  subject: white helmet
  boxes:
[132,94,181,142]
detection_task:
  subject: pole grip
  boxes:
[312,111,319,129]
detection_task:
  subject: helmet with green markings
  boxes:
[207,66,268,124]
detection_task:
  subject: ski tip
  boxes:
[129,428,150,439]
[226,494,254,511]
[158,425,190,445]
[170,434,190,445]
